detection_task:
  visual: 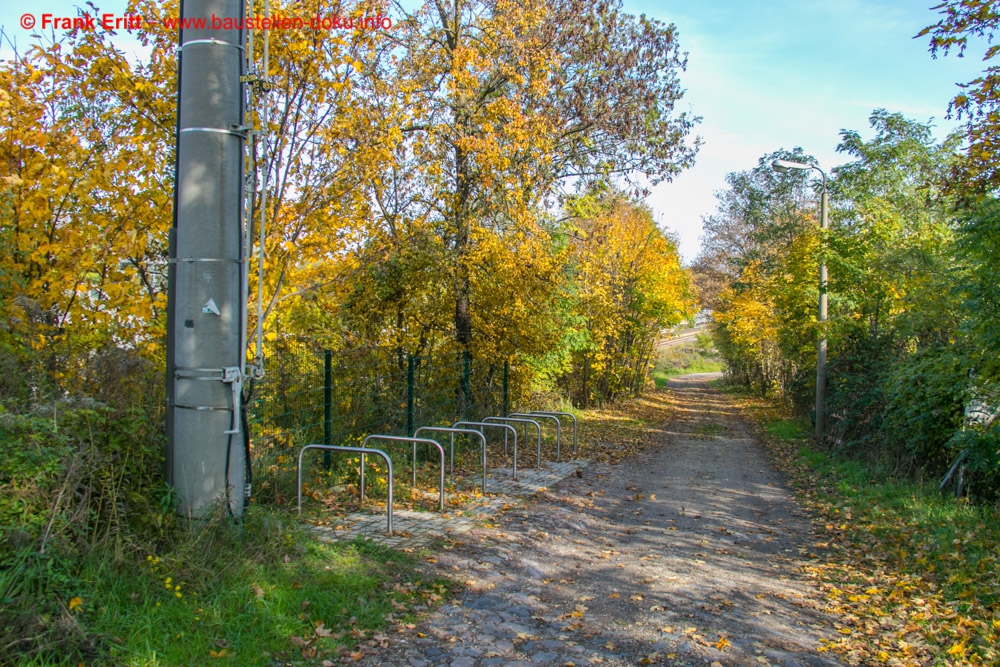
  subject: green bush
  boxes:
[824,332,893,457]
[0,401,166,556]
[880,345,968,474]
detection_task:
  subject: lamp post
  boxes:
[772,159,828,441]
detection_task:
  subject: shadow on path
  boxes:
[359,373,839,667]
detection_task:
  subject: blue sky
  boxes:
[623,0,989,260]
[2,0,989,260]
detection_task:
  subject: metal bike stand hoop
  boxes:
[484,416,542,468]
[510,412,561,461]
[414,427,488,494]
[362,435,447,512]
[453,421,519,480]
[531,411,577,456]
[297,444,394,534]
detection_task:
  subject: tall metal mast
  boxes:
[166,0,248,517]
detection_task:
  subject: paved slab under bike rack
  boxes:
[310,459,587,548]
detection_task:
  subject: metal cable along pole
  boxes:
[167,0,249,517]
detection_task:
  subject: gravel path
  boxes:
[361,374,840,667]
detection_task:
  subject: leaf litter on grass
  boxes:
[731,387,1000,666]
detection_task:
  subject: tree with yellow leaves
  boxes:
[0,0,176,396]
[565,189,693,405]
[367,0,698,371]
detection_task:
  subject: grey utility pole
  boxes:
[166,0,248,517]
[816,180,828,440]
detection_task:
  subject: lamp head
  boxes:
[772,158,811,172]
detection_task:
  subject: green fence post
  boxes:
[462,350,472,420]
[407,354,415,437]
[503,359,509,417]
[323,350,332,470]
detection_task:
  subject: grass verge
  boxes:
[726,383,1000,666]
[1,508,451,666]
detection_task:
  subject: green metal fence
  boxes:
[246,344,512,501]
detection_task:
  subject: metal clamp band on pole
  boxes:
[297,444,394,534]
[511,412,561,461]
[530,411,577,456]
[169,257,243,264]
[414,427,489,494]
[173,366,242,435]
[362,435,446,512]
[484,417,542,468]
[221,367,242,435]
[453,421,518,480]
[179,127,248,139]
[173,404,233,411]
[180,38,245,51]
[174,366,227,375]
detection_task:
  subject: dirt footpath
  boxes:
[361,374,840,667]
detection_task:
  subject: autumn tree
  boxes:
[0,0,177,399]
[921,0,1000,191]
[376,0,698,365]
[564,189,693,405]
[708,112,982,479]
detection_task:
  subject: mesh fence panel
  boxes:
[246,343,510,497]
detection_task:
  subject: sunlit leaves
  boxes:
[921,0,1000,192]
[0,0,175,377]
[567,191,693,404]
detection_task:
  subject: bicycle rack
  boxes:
[453,421,519,480]
[530,410,578,456]
[509,412,561,461]
[484,416,542,468]
[296,444,395,534]
[362,435,446,512]
[414,427,488,493]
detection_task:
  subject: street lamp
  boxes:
[771,159,828,441]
